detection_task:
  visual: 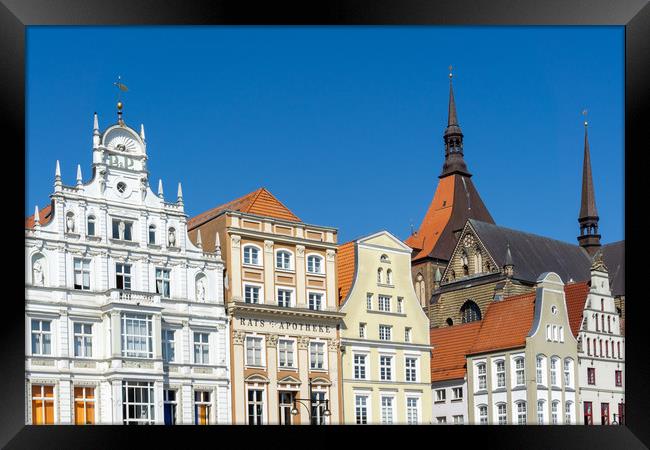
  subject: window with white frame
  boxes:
[112,219,133,241]
[31,319,52,355]
[437,416,447,424]
[546,324,551,341]
[278,339,295,368]
[550,357,559,387]
[515,357,525,386]
[155,268,171,298]
[307,255,323,274]
[564,359,572,387]
[122,381,155,424]
[404,327,412,343]
[497,403,507,425]
[247,389,264,425]
[358,323,366,338]
[377,268,383,283]
[193,332,209,364]
[244,285,261,304]
[516,401,527,425]
[74,386,95,425]
[353,354,367,380]
[162,329,175,363]
[163,389,177,425]
[453,415,464,424]
[478,405,488,424]
[246,336,263,366]
[378,295,391,312]
[87,215,96,236]
[243,245,261,265]
[276,250,292,270]
[310,341,325,370]
[194,391,211,425]
[452,387,463,400]
[551,401,559,424]
[435,389,446,403]
[405,357,418,382]
[559,326,564,342]
[564,401,573,424]
[379,325,392,341]
[277,288,292,307]
[115,263,132,290]
[407,397,419,424]
[536,355,545,385]
[477,363,487,390]
[380,396,394,424]
[379,355,393,381]
[366,293,373,310]
[308,292,323,311]
[73,323,92,358]
[537,400,545,424]
[355,395,369,425]
[73,258,91,290]
[121,313,153,358]
[496,360,506,388]
[397,297,403,313]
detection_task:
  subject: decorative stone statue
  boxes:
[196,277,206,302]
[66,215,75,233]
[33,259,44,286]
[168,228,176,247]
[118,220,125,240]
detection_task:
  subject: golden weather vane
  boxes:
[113,75,129,125]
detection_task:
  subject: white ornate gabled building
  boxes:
[25,102,230,425]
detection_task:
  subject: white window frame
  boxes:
[514,357,525,386]
[194,390,212,425]
[73,322,93,358]
[516,401,527,425]
[121,313,153,358]
[477,362,487,390]
[73,258,91,291]
[278,338,296,369]
[162,329,175,363]
[309,340,326,371]
[550,356,559,387]
[353,353,368,380]
[115,262,132,291]
[404,327,412,343]
[163,389,177,425]
[243,282,263,304]
[496,403,507,425]
[307,290,325,311]
[564,401,573,424]
[435,389,446,403]
[242,244,262,266]
[378,324,392,341]
[112,218,134,241]
[275,249,293,271]
[148,224,156,245]
[397,297,403,313]
[452,386,463,400]
[453,414,464,425]
[358,323,366,338]
[378,295,391,312]
[87,215,96,236]
[247,387,265,425]
[31,319,52,356]
[366,293,373,310]
[386,269,393,285]
[155,267,171,299]
[276,287,294,308]
[306,253,325,274]
[379,354,393,381]
[563,358,573,388]
[193,331,210,365]
[122,381,155,425]
[355,394,370,425]
[380,395,395,424]
[405,356,419,382]
[478,405,488,425]
[551,400,560,424]
[537,399,545,424]
[495,359,506,388]
[536,355,546,385]
[406,396,421,425]
[245,335,265,367]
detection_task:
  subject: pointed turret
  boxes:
[440,67,471,178]
[33,205,40,227]
[196,229,203,250]
[577,116,601,255]
[433,266,442,290]
[140,123,146,141]
[215,231,222,257]
[54,160,62,192]
[177,182,184,204]
[158,179,164,199]
[76,164,83,187]
[93,112,100,149]
[503,244,514,278]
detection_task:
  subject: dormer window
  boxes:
[307,255,324,274]
[243,245,261,266]
[87,215,96,236]
[112,219,133,241]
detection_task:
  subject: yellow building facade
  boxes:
[337,231,432,424]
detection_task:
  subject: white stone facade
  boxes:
[25,108,230,425]
[431,379,468,424]
[577,261,625,425]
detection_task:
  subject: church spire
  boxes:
[440,66,471,178]
[577,112,601,255]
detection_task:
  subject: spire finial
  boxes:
[76,164,83,186]
[140,123,146,141]
[215,231,222,256]
[449,64,453,80]
[158,179,164,198]
[196,229,203,250]
[93,112,99,132]
[34,205,40,226]
[114,75,128,126]
[578,110,601,255]
[177,182,183,203]
[54,160,62,191]
[440,66,470,177]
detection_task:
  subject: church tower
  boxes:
[577,117,601,255]
[406,69,494,309]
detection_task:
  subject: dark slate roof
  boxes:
[469,219,592,284]
[601,241,624,296]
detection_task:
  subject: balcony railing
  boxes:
[107,289,161,305]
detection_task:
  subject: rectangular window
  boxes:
[537,401,545,424]
[366,293,372,310]
[378,295,391,312]
[162,329,175,363]
[380,396,394,424]
[73,323,92,358]
[587,367,596,385]
[31,385,54,425]
[310,342,325,370]
[244,285,260,304]
[31,319,52,355]
[405,357,417,382]
[496,360,505,388]
[121,313,153,358]
[515,358,525,386]
[193,332,209,365]
[194,391,211,425]
[308,292,323,311]
[278,391,295,425]
[278,339,295,368]
[407,397,419,424]
[551,402,559,424]
[404,327,412,343]
[437,416,447,424]
[379,355,393,381]
[397,297,403,313]
[155,268,171,298]
[112,219,133,241]
[115,263,132,290]
[584,402,593,425]
[74,387,95,425]
[435,389,446,403]
[247,389,264,425]
[452,387,463,400]
[379,325,392,341]
[311,391,327,425]
[479,406,488,425]
[353,354,367,380]
[497,404,507,425]
[565,402,572,424]
[164,389,177,425]
[355,395,368,425]
[73,258,91,290]
[615,370,622,387]
[536,356,543,384]
[453,415,464,424]
[277,289,292,307]
[358,323,366,338]
[477,364,487,390]
[517,402,527,425]
[564,360,571,387]
[246,336,263,366]
[550,358,558,386]
[122,381,155,424]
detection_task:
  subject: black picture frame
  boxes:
[3,0,648,448]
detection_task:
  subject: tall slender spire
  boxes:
[93,112,100,149]
[440,66,471,178]
[76,164,83,187]
[158,179,164,198]
[34,205,40,226]
[577,112,601,255]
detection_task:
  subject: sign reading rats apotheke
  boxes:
[236,316,337,335]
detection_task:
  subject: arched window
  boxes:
[377,268,383,283]
[276,250,292,270]
[380,254,389,263]
[461,251,469,276]
[550,356,559,386]
[599,339,603,356]
[148,225,156,244]
[516,401,527,425]
[605,341,609,358]
[617,341,621,359]
[307,254,323,274]
[537,400,545,424]
[460,300,481,323]
[243,245,261,266]
[87,215,96,236]
[446,318,454,326]
[551,401,559,424]
[565,401,573,424]
[587,337,591,355]
[478,405,488,425]
[601,314,605,331]
[563,358,573,387]
[536,355,546,385]
[386,269,393,285]
[496,403,507,425]
[474,246,482,275]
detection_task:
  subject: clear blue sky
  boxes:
[26,26,624,245]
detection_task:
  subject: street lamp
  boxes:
[290,398,331,419]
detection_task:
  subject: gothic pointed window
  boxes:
[461,251,469,276]
[460,300,481,323]
[474,246,482,275]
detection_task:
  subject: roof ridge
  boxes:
[469,219,584,248]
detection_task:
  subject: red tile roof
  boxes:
[429,321,482,382]
[336,241,356,306]
[25,203,53,229]
[564,281,590,337]
[187,187,301,229]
